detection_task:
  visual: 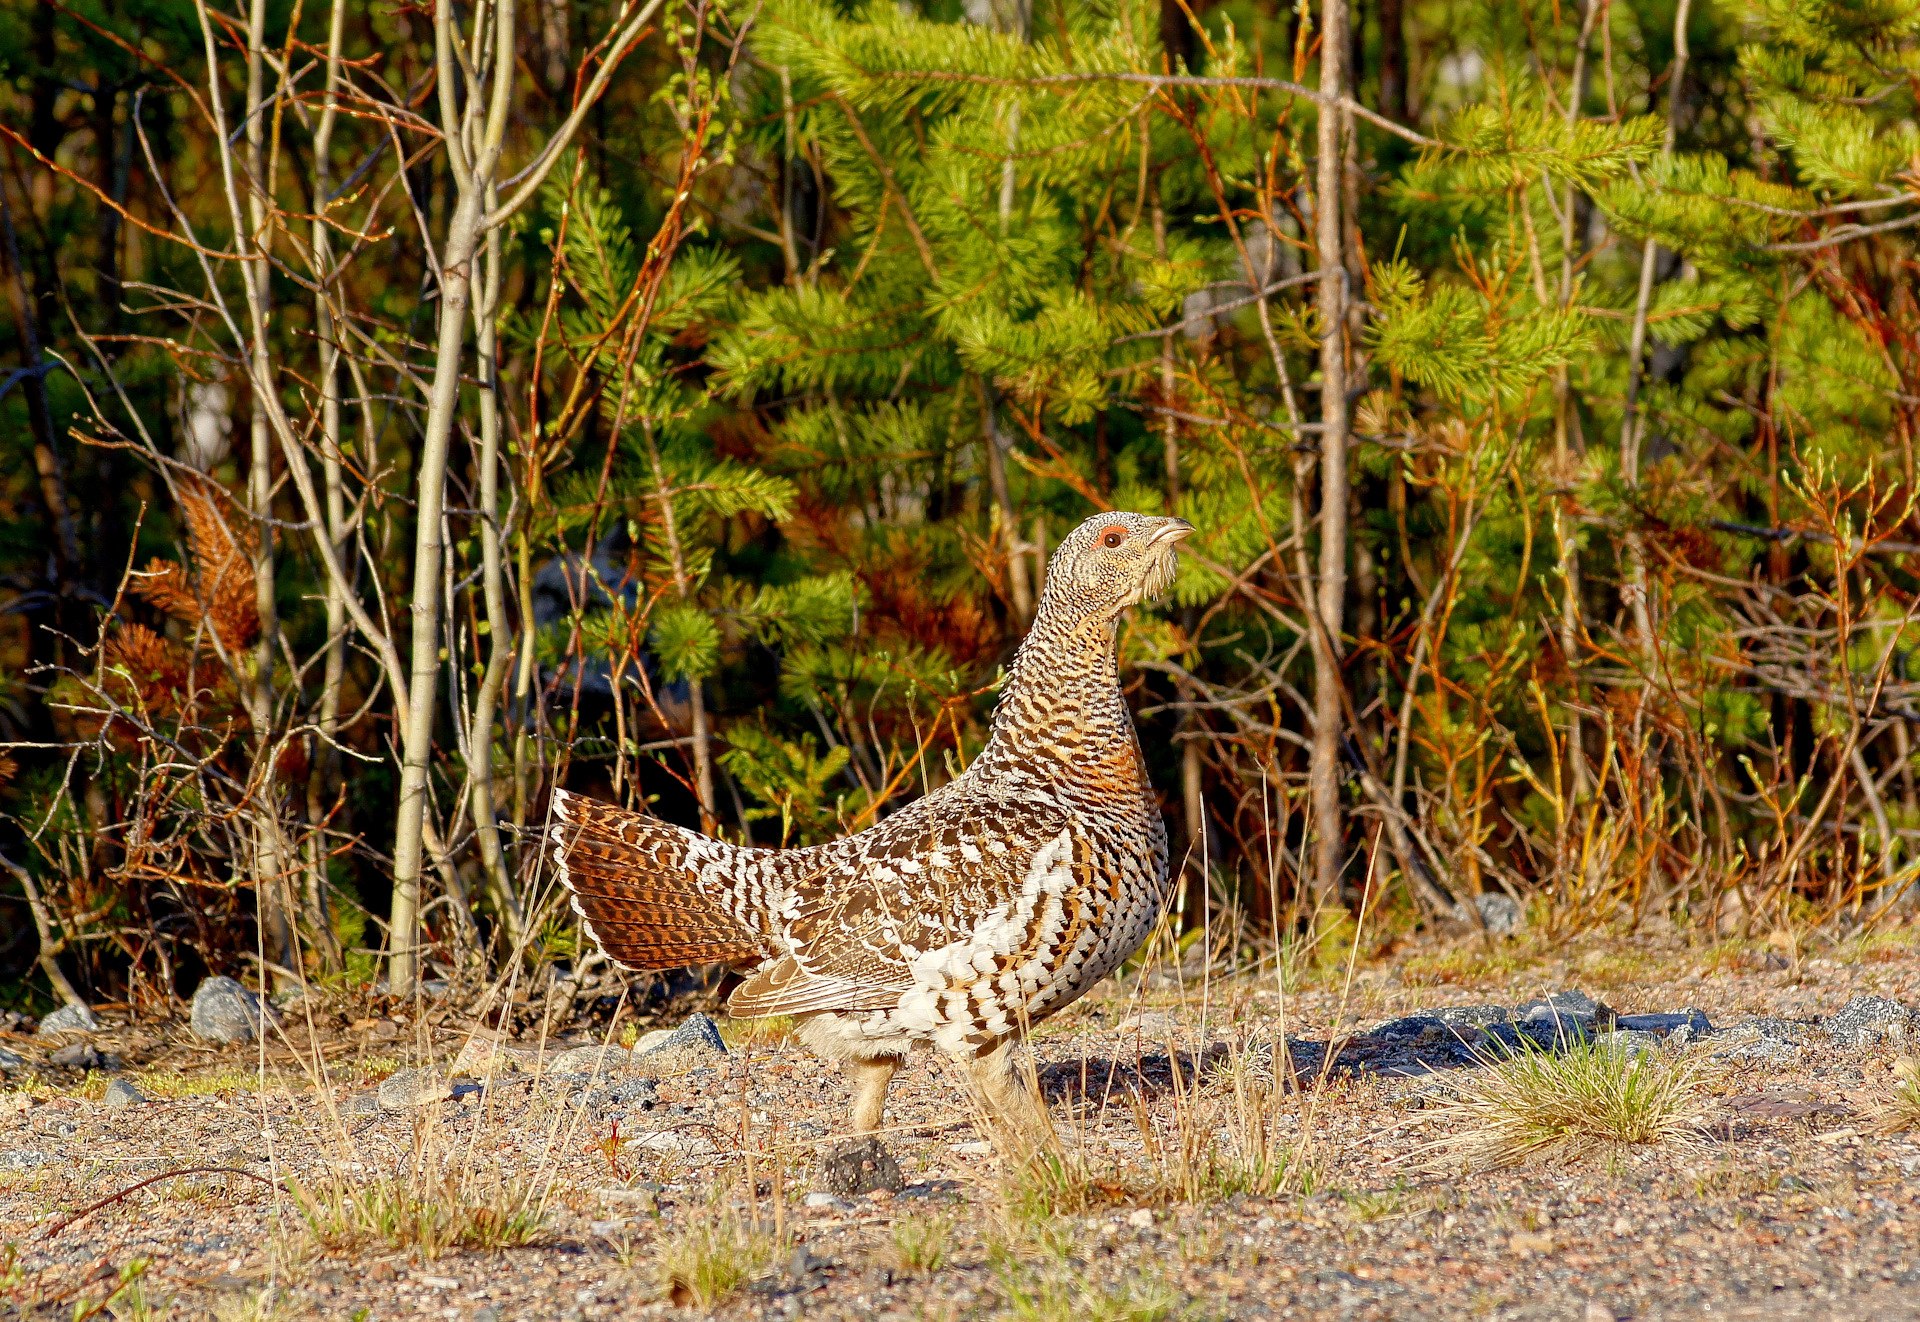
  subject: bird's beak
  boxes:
[1150,517,1195,546]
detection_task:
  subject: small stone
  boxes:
[1127,1208,1155,1229]
[951,1140,993,1156]
[1515,989,1615,1030]
[815,1136,905,1197]
[50,1042,103,1070]
[627,1013,728,1077]
[1614,1010,1714,1040]
[550,1045,634,1077]
[377,1068,452,1111]
[35,1003,99,1038]
[1458,892,1524,934]
[190,976,279,1045]
[0,1149,56,1172]
[343,1091,381,1116]
[1820,995,1919,1048]
[572,1076,659,1115]
[0,1046,25,1072]
[1117,1011,1182,1039]
[1428,1005,1510,1029]
[1593,1029,1661,1058]
[101,1078,147,1108]
[449,1035,537,1077]
[803,1191,846,1210]
[637,1013,726,1059]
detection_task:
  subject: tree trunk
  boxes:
[242,0,294,983]
[1308,0,1353,908]
[467,203,527,943]
[390,201,481,996]
[1376,0,1408,124]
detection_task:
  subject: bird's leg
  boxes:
[845,1055,901,1134]
[962,1037,1047,1140]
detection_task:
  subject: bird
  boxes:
[548,510,1193,1135]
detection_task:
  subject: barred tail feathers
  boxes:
[549,788,772,970]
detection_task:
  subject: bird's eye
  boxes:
[1100,527,1127,549]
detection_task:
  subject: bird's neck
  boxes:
[981,605,1135,774]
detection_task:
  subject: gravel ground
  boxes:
[3,926,1918,1320]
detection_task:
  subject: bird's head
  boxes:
[1038,511,1194,623]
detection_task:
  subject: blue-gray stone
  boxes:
[35,1003,99,1037]
[639,1012,727,1059]
[190,976,278,1045]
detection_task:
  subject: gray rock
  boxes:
[0,1149,56,1172]
[815,1136,905,1197]
[190,976,278,1045]
[35,1003,99,1037]
[344,1091,381,1116]
[0,1046,25,1072]
[1428,1005,1510,1029]
[102,1078,147,1108]
[1820,995,1919,1048]
[1615,1009,1714,1041]
[1458,892,1524,934]
[377,1068,452,1111]
[571,1076,659,1117]
[550,1044,634,1077]
[1711,1018,1813,1063]
[637,1013,727,1060]
[50,1041,106,1070]
[1516,989,1615,1029]
[1592,1029,1662,1058]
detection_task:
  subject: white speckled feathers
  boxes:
[547,510,1189,1056]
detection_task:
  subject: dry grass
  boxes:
[1415,1038,1714,1171]
[654,1212,779,1308]
[1872,1057,1920,1134]
[290,1169,545,1258]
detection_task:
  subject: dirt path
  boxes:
[3,929,1918,1320]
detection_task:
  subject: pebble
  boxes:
[0,1150,56,1171]
[449,1034,538,1077]
[1127,1208,1155,1229]
[631,1013,729,1074]
[377,1068,452,1111]
[952,1140,993,1156]
[1458,892,1524,934]
[1592,1029,1662,1058]
[550,1044,634,1077]
[35,1003,99,1037]
[0,1046,25,1072]
[190,976,279,1045]
[803,1192,852,1211]
[50,1041,108,1071]
[102,1078,147,1108]
[1117,1011,1183,1039]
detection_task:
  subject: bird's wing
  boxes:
[727,797,1088,1018]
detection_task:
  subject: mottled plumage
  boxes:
[550,511,1193,1131]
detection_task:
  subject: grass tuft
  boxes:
[655,1214,777,1308]
[1873,1057,1920,1134]
[890,1211,954,1274]
[291,1167,545,1258]
[1415,1038,1712,1171]
[996,1256,1185,1322]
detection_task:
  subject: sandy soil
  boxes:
[3,927,1918,1320]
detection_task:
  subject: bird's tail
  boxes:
[548,788,773,970]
